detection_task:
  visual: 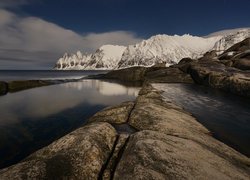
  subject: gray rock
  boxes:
[88,101,134,124]
[114,130,250,180]
[129,84,210,140]
[114,84,250,179]
[103,67,147,82]
[0,122,117,179]
[188,61,250,97]
[145,67,194,83]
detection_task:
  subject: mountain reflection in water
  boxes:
[0,80,140,169]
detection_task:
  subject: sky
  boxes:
[0,0,250,70]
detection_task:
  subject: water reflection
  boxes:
[153,83,250,157]
[62,80,139,96]
[0,80,139,125]
[0,80,140,168]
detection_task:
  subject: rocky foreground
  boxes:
[0,83,249,179]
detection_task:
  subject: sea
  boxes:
[0,70,108,81]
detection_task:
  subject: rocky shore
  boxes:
[0,83,249,179]
[0,38,250,179]
[0,79,80,96]
[94,38,250,98]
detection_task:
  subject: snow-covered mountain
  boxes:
[54,28,250,70]
[54,45,126,70]
[212,29,250,53]
[117,34,220,68]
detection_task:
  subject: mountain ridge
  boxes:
[54,28,250,70]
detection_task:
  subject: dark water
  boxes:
[0,70,107,81]
[154,83,250,157]
[0,79,140,169]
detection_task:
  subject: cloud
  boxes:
[0,0,30,8]
[0,9,142,69]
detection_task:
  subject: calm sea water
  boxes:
[0,70,108,81]
[154,83,250,157]
[1,70,250,169]
[0,79,140,169]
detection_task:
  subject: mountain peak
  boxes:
[54,29,250,70]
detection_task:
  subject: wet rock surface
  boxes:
[0,84,249,179]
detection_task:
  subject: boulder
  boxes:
[0,122,117,179]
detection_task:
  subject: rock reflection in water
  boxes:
[0,80,140,169]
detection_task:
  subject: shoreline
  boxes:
[0,83,249,179]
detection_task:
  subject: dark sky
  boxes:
[17,0,250,37]
[0,0,250,69]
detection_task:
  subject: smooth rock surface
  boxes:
[114,130,250,180]
[88,101,134,124]
[114,84,250,179]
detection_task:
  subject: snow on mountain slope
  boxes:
[118,34,220,68]
[54,29,250,70]
[54,51,91,70]
[54,45,126,70]
[84,45,126,70]
[212,29,250,53]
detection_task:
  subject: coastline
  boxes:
[1,38,250,178]
[0,83,249,179]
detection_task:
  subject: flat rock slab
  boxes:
[114,130,250,180]
[0,122,117,179]
[129,85,209,140]
[88,101,134,124]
